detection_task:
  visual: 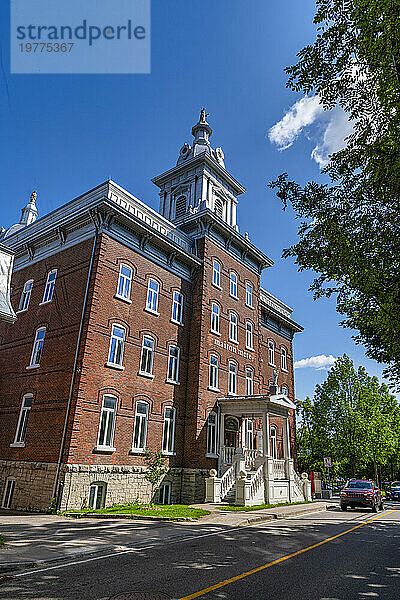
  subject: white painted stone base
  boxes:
[0,460,210,511]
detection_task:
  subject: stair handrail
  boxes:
[249,463,264,500]
[220,462,236,499]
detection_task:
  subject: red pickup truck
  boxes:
[340,480,383,512]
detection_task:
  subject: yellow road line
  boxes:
[177,510,395,600]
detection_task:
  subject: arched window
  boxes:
[132,401,149,451]
[211,303,220,334]
[19,279,33,312]
[97,395,117,450]
[116,264,133,301]
[14,394,33,445]
[212,260,221,288]
[175,195,187,219]
[107,324,125,367]
[229,312,238,343]
[207,411,218,455]
[281,347,288,371]
[162,407,176,454]
[88,482,107,509]
[268,341,275,366]
[246,321,254,350]
[228,360,237,395]
[229,272,238,298]
[42,269,57,304]
[270,427,278,459]
[246,367,254,396]
[140,335,155,376]
[209,355,219,390]
[29,327,46,367]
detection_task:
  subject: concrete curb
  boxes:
[236,503,328,526]
[65,512,199,522]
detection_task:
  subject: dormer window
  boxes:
[175,196,187,219]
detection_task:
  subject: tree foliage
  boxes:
[143,449,169,502]
[296,355,400,481]
[269,0,400,386]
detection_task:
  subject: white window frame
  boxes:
[206,411,218,456]
[159,482,171,505]
[282,385,288,396]
[246,419,254,450]
[97,394,117,450]
[12,394,33,447]
[107,324,125,369]
[228,360,237,395]
[246,321,254,350]
[167,345,180,384]
[270,427,278,459]
[116,263,133,302]
[281,347,288,371]
[229,272,238,299]
[229,312,238,343]
[139,335,155,377]
[162,407,176,454]
[211,302,220,334]
[2,478,16,509]
[88,482,107,509]
[41,269,57,304]
[171,291,184,325]
[28,327,46,368]
[245,282,253,308]
[268,341,275,366]
[212,260,221,288]
[246,368,254,396]
[209,354,219,391]
[18,279,33,312]
[146,278,160,315]
[132,401,149,452]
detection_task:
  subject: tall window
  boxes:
[14,394,33,445]
[171,291,184,324]
[282,385,288,396]
[209,355,219,390]
[281,347,288,371]
[2,479,15,509]
[167,345,180,383]
[270,427,278,459]
[29,327,46,367]
[246,419,254,450]
[107,324,125,367]
[132,401,149,450]
[228,360,237,395]
[246,321,254,350]
[116,264,133,301]
[207,411,217,455]
[230,272,238,298]
[19,280,33,311]
[140,335,155,375]
[268,341,275,366]
[245,283,253,307]
[162,407,176,454]
[42,269,57,304]
[146,279,159,313]
[246,368,254,396]
[97,395,117,449]
[212,260,221,288]
[229,312,238,343]
[88,482,107,509]
[211,303,220,334]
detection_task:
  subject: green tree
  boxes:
[269,0,400,387]
[296,355,400,481]
[143,449,169,503]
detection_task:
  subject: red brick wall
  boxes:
[0,238,95,463]
[67,233,193,468]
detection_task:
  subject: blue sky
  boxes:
[0,0,388,400]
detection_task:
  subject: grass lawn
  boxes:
[0,535,5,548]
[218,500,312,512]
[65,503,210,520]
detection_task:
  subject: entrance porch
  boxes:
[205,394,311,506]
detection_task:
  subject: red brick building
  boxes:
[0,111,304,511]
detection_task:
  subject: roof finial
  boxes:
[30,190,37,204]
[200,107,209,122]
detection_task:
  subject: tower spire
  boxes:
[20,190,38,226]
[192,107,212,146]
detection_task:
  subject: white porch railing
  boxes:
[250,464,264,499]
[220,463,236,500]
[221,446,235,466]
[273,459,286,479]
[244,449,259,470]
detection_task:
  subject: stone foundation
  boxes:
[0,460,210,511]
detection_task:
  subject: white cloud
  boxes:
[268,96,353,167]
[268,96,323,151]
[294,354,336,370]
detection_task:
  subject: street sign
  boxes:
[323,457,332,467]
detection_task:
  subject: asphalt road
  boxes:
[1,504,400,600]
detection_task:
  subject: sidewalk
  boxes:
[0,501,329,573]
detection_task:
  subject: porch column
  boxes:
[241,419,246,449]
[284,415,291,459]
[219,412,225,457]
[263,412,270,456]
